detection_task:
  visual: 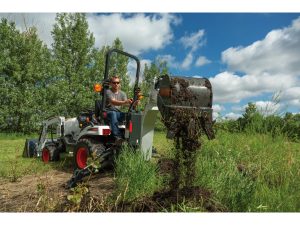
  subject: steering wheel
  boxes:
[128,98,138,113]
[127,87,142,113]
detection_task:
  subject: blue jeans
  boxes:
[107,111,125,137]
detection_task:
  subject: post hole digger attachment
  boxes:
[155,75,215,188]
[156,75,215,140]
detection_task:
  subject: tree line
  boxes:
[215,103,300,142]
[0,13,168,133]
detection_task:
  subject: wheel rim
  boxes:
[42,148,50,163]
[76,147,88,169]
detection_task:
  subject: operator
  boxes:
[106,75,133,142]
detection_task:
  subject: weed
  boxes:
[67,184,89,210]
[113,144,162,203]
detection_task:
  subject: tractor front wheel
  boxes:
[42,145,60,163]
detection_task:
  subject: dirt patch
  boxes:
[0,159,223,212]
[0,169,114,212]
[113,186,226,212]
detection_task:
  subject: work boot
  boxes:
[114,136,125,146]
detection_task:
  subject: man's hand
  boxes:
[133,99,140,107]
[125,99,133,105]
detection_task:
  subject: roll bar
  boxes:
[101,49,141,112]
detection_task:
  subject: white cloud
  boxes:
[231,105,244,113]
[177,29,207,70]
[0,13,180,55]
[156,29,208,70]
[87,13,180,55]
[156,54,179,68]
[212,104,225,120]
[213,104,225,113]
[157,53,194,70]
[181,52,193,69]
[224,112,242,120]
[157,52,195,70]
[280,87,300,108]
[254,101,281,115]
[180,29,205,51]
[195,56,211,67]
[281,86,300,100]
[232,101,282,116]
[127,58,151,84]
[286,99,300,108]
[158,52,208,70]
[222,17,300,76]
[209,71,297,104]
[215,17,300,112]
[0,13,56,47]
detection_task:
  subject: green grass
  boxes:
[194,131,300,212]
[153,130,175,158]
[113,144,163,202]
[0,134,71,181]
[0,130,299,212]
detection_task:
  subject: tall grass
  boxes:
[195,130,300,212]
[113,144,163,202]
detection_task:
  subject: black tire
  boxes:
[73,139,107,170]
[92,143,108,165]
[42,145,60,163]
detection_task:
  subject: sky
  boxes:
[1,12,300,120]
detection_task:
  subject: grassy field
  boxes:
[0,133,72,182]
[0,131,299,212]
[196,131,300,212]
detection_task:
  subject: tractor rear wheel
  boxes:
[42,145,60,163]
[73,139,107,170]
[73,139,93,169]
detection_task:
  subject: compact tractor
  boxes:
[23,49,215,187]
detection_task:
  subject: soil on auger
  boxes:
[163,77,203,189]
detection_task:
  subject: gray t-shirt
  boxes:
[106,89,127,111]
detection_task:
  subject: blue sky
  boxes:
[138,13,300,119]
[1,13,300,119]
[156,13,299,76]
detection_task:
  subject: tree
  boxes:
[106,38,130,94]
[243,102,258,120]
[141,59,168,94]
[240,102,265,133]
[51,13,96,116]
[137,59,169,110]
[0,18,53,133]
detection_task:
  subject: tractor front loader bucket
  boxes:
[23,139,38,158]
[156,74,215,140]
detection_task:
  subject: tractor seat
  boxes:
[95,99,127,130]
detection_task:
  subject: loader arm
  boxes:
[36,117,65,156]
